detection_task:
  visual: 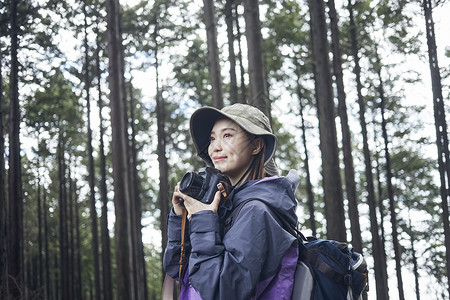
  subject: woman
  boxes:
[163,104,299,299]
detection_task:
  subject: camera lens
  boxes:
[179,171,204,199]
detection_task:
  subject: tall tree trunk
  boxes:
[8,0,24,298]
[423,0,450,295]
[58,134,69,300]
[411,232,420,300]
[243,0,269,116]
[25,257,31,299]
[0,42,9,299]
[377,57,405,300]
[373,144,389,298]
[37,169,43,294]
[308,0,346,241]
[128,81,148,300]
[154,22,170,279]
[406,207,421,300]
[373,129,389,277]
[106,0,135,297]
[374,153,387,249]
[327,0,362,252]
[54,254,59,300]
[225,0,238,104]
[84,3,101,298]
[74,184,83,300]
[43,191,50,300]
[235,5,247,104]
[96,33,113,300]
[64,164,72,300]
[68,165,75,300]
[126,83,139,300]
[202,0,223,108]
[297,82,316,237]
[295,66,316,236]
[348,1,389,298]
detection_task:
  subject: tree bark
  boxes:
[155,23,170,279]
[202,0,223,108]
[8,1,24,298]
[106,0,135,297]
[406,207,421,300]
[235,5,247,104]
[377,56,405,300]
[327,0,363,252]
[68,165,75,300]
[423,0,450,295]
[348,1,389,298]
[43,191,50,300]
[128,81,148,300]
[37,169,43,294]
[84,2,101,298]
[74,184,83,300]
[96,32,113,300]
[243,0,269,116]
[374,153,388,251]
[58,135,69,300]
[374,146,389,300]
[308,0,346,241]
[0,42,9,299]
[225,0,238,104]
[296,77,316,236]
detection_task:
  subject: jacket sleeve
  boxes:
[188,201,295,300]
[162,209,191,279]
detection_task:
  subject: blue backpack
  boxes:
[292,235,369,300]
[225,199,369,300]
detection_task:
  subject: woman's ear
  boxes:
[252,137,264,155]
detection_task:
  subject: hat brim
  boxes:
[190,106,277,168]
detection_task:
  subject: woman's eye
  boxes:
[209,136,215,142]
[223,133,231,138]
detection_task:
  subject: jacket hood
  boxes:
[228,169,300,227]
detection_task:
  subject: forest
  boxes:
[1,0,450,299]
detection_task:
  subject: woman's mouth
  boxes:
[213,155,226,163]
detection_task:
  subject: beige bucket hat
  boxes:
[190,103,279,176]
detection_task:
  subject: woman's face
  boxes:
[208,119,261,185]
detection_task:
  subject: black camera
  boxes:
[179,167,232,204]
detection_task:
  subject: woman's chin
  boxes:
[213,163,226,172]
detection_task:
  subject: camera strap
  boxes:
[178,209,188,292]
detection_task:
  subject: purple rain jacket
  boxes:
[163,170,300,300]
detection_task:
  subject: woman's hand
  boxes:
[172,183,221,218]
[171,183,187,216]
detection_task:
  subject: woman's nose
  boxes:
[209,138,222,153]
[214,139,223,151]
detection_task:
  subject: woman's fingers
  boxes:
[172,183,186,216]
[209,191,222,213]
[180,191,221,217]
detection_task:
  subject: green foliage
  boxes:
[264,0,311,82]
[172,36,210,105]
[338,0,376,59]
[365,71,447,293]
[145,244,163,299]
[24,68,82,141]
[376,0,421,55]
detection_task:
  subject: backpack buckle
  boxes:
[344,274,352,286]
